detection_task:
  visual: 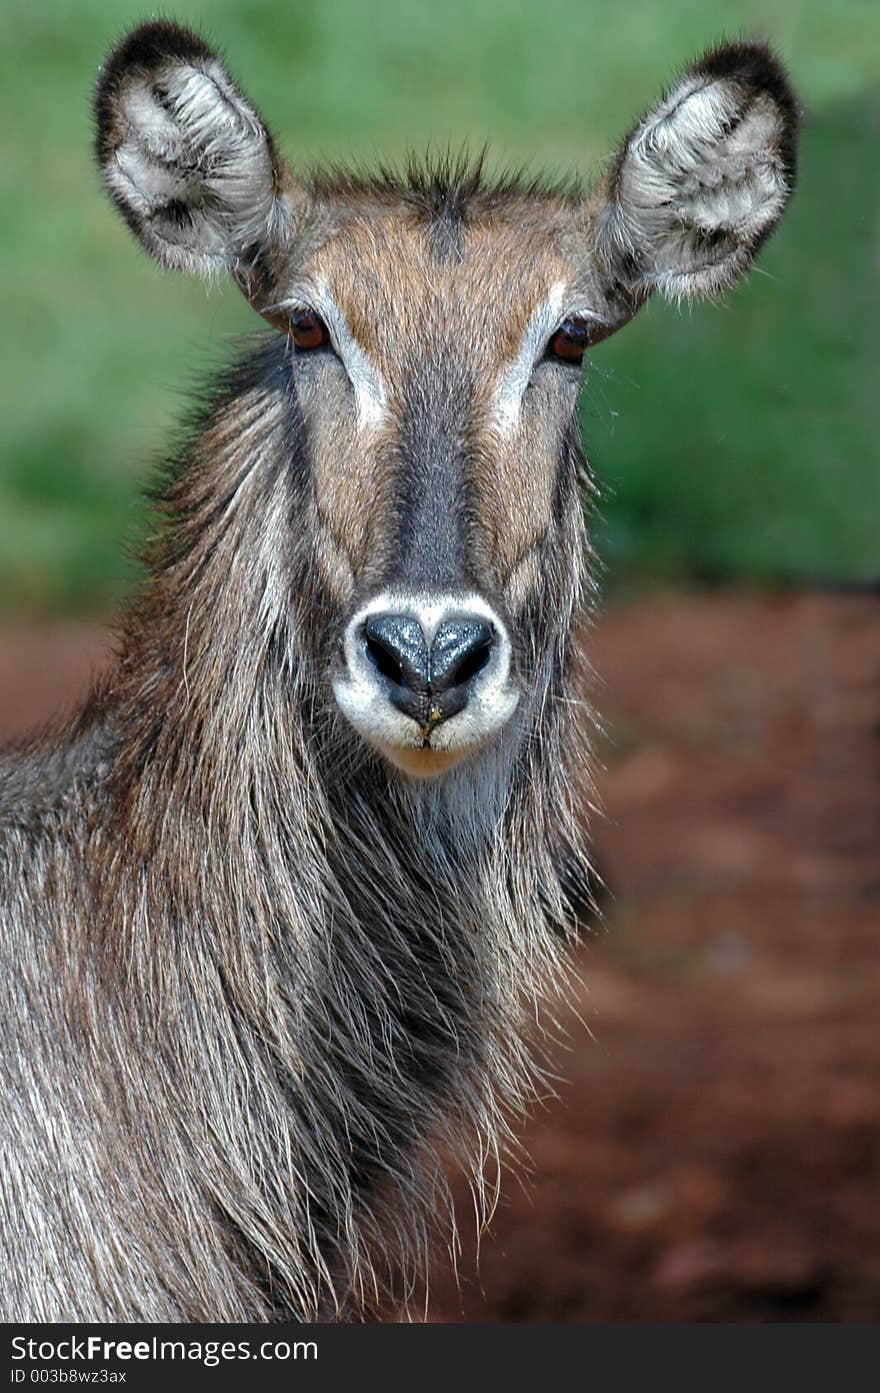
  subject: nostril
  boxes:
[363,616,429,693]
[365,631,404,686]
[448,632,492,687]
[430,620,495,694]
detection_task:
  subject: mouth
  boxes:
[376,742,470,778]
[333,673,519,778]
[416,700,457,744]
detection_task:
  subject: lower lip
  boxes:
[378,744,466,778]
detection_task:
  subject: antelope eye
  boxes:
[290,308,327,351]
[548,317,591,363]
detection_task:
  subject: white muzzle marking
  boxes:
[333,591,519,777]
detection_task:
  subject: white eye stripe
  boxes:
[491,281,567,435]
[310,279,388,428]
[271,280,389,430]
[490,283,607,435]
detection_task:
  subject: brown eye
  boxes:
[548,317,591,363]
[290,308,327,351]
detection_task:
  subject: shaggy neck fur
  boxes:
[2,339,593,1322]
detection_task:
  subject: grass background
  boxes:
[1,0,877,614]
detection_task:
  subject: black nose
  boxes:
[363,615,495,728]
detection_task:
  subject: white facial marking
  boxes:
[310,279,389,429]
[333,591,520,778]
[491,281,576,436]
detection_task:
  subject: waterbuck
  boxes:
[0,20,797,1321]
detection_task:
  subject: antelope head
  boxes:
[96,22,797,778]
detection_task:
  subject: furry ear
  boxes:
[94,20,293,286]
[594,42,799,303]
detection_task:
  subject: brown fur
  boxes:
[304,210,573,584]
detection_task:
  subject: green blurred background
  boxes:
[1,0,877,615]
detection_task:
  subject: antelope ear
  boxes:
[594,41,799,304]
[94,20,293,288]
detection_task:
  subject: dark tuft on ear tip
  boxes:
[99,16,216,74]
[691,40,801,186]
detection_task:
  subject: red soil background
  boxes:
[2,590,878,1321]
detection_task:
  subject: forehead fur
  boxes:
[307,152,582,233]
[301,155,582,371]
